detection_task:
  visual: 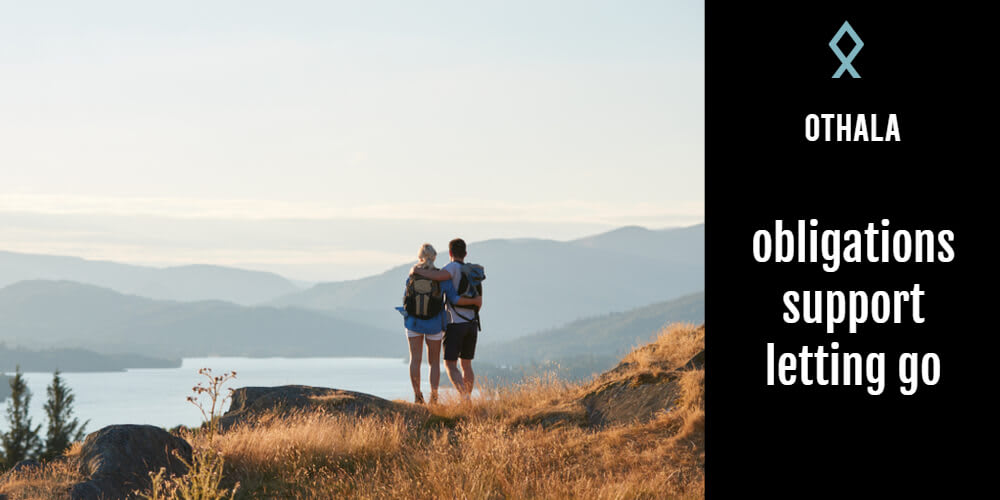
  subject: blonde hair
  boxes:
[416,243,437,269]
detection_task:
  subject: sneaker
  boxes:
[414,392,425,404]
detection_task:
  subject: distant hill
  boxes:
[0,280,399,358]
[271,224,704,342]
[0,251,300,305]
[572,224,704,265]
[1,344,179,373]
[471,292,703,382]
[482,291,704,365]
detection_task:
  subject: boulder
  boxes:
[9,459,41,474]
[69,424,192,500]
[0,459,42,486]
[219,385,426,430]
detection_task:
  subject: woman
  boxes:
[402,243,480,404]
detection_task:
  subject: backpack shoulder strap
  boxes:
[452,308,481,331]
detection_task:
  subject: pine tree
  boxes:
[1,366,41,467]
[42,370,88,460]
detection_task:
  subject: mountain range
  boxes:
[270,224,704,342]
[0,251,301,305]
[1,224,703,363]
[480,291,705,365]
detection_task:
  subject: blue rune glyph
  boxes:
[830,21,863,78]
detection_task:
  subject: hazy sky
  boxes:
[0,1,704,281]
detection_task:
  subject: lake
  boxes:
[2,357,451,433]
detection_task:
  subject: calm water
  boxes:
[2,357,450,433]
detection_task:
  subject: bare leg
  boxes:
[445,359,465,396]
[408,336,424,402]
[426,337,442,402]
[460,358,475,400]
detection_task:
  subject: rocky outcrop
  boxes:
[581,348,705,427]
[69,424,192,500]
[218,385,427,430]
[504,344,706,430]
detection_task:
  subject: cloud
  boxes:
[0,193,702,226]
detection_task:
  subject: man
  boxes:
[412,238,481,401]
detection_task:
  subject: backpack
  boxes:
[453,263,485,329]
[456,263,485,297]
[403,272,444,320]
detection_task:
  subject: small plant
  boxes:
[187,368,237,435]
[141,448,239,500]
[140,368,240,500]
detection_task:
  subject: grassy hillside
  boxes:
[471,292,704,383]
[271,224,704,342]
[0,280,399,358]
[0,251,300,305]
[0,324,705,499]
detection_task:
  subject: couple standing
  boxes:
[402,238,482,404]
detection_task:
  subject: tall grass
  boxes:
[623,322,704,372]
[186,323,706,499]
[0,446,82,500]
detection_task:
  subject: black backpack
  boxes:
[453,263,485,329]
[403,273,444,320]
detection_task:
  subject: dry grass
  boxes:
[431,371,585,426]
[194,410,411,496]
[3,323,704,500]
[622,322,704,373]
[190,323,705,499]
[0,456,82,500]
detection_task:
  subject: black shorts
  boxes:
[444,322,478,361]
